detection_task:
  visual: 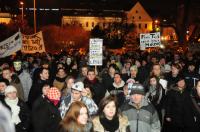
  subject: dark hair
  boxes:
[98,95,118,119]
[87,68,95,75]
[172,63,182,70]
[0,78,9,86]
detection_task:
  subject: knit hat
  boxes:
[46,87,61,100]
[128,83,145,95]
[72,82,84,92]
[4,86,17,95]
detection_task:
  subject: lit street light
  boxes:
[20,1,24,21]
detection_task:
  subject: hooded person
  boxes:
[2,85,30,132]
[32,87,62,132]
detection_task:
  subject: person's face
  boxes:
[159,58,165,65]
[6,91,17,100]
[13,61,22,71]
[109,67,115,75]
[196,81,200,97]
[114,74,121,84]
[66,58,72,65]
[2,70,12,80]
[174,54,180,61]
[0,82,7,93]
[77,107,88,125]
[81,67,88,77]
[103,101,116,120]
[42,85,50,95]
[151,57,157,64]
[40,69,49,80]
[177,80,185,89]
[71,89,82,101]
[87,71,96,81]
[57,69,66,77]
[172,66,179,76]
[67,78,75,89]
[131,94,144,105]
[188,65,195,72]
[152,65,161,76]
[125,62,131,69]
[150,77,157,86]
[130,69,137,77]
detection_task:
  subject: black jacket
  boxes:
[32,96,61,132]
[84,78,106,105]
[165,86,193,127]
[28,79,50,108]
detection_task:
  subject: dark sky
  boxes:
[1,0,199,18]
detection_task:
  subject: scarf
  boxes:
[49,99,60,106]
[100,116,119,132]
[5,97,21,125]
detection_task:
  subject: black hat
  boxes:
[128,83,145,95]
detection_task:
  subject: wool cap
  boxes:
[46,87,61,100]
[4,85,17,95]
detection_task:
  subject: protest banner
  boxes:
[0,32,22,58]
[140,32,161,50]
[21,31,46,53]
[89,38,103,66]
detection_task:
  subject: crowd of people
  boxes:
[0,48,200,132]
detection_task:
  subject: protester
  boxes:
[0,78,9,101]
[2,67,24,100]
[59,81,98,118]
[1,85,30,132]
[13,60,32,102]
[58,101,93,132]
[32,87,61,132]
[121,83,161,132]
[93,95,130,132]
[53,68,68,91]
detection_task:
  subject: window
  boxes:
[103,23,106,28]
[138,24,141,29]
[136,10,138,13]
[139,16,141,19]
[86,22,88,27]
[145,24,147,29]
[92,22,94,27]
[132,16,135,19]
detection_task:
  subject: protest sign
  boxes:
[22,31,45,53]
[89,38,103,65]
[140,32,161,50]
[0,32,22,58]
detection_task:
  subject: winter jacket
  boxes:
[92,115,130,132]
[102,73,114,92]
[18,70,32,102]
[10,74,25,101]
[121,98,161,132]
[59,94,98,118]
[184,71,200,91]
[32,96,61,132]
[110,81,126,107]
[53,75,67,91]
[28,79,50,108]
[2,98,31,132]
[165,86,192,127]
[83,78,106,105]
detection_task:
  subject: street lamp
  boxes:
[20,1,24,21]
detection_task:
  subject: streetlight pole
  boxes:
[20,1,24,22]
[34,0,37,33]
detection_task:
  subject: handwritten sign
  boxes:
[140,32,161,50]
[89,38,103,65]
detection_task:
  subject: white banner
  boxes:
[22,31,45,53]
[0,32,22,58]
[140,32,161,50]
[89,38,103,66]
